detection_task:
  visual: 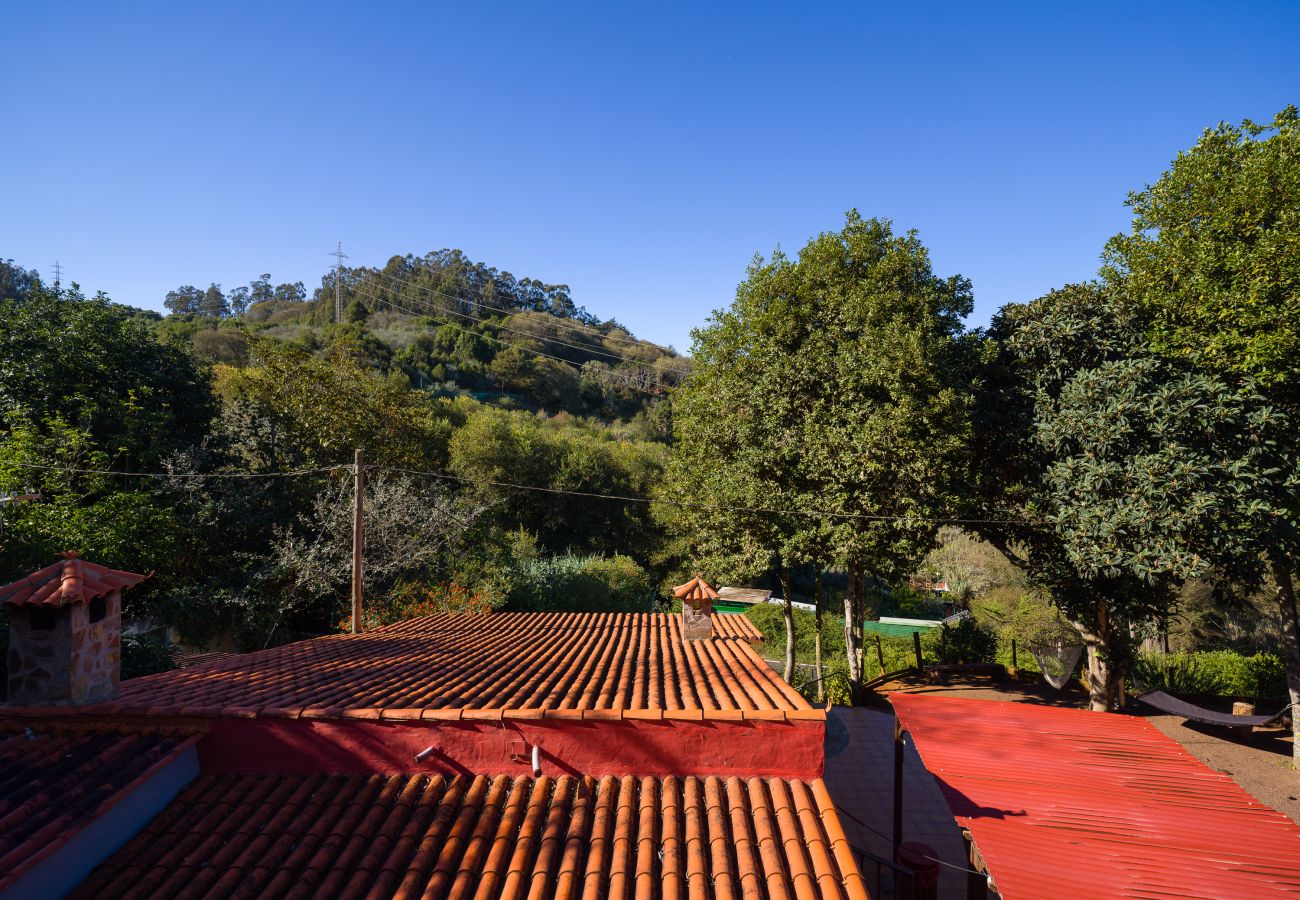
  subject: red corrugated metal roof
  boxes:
[890,694,1300,899]
[0,552,150,608]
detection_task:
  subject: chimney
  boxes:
[673,574,718,641]
[1,552,150,705]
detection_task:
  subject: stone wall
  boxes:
[70,590,121,703]
[7,608,74,705]
[6,590,121,705]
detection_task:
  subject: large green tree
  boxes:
[1103,106,1300,401]
[660,212,977,687]
[977,284,1300,730]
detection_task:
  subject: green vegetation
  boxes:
[1,106,1297,752]
[1133,651,1288,703]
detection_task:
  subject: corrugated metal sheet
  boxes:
[890,693,1300,899]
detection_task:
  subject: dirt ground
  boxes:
[876,674,1300,825]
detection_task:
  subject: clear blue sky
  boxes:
[4,1,1297,352]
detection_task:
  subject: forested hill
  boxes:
[151,249,687,423]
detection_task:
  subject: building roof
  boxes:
[72,771,868,900]
[673,575,719,602]
[27,611,812,723]
[0,722,198,893]
[718,586,773,604]
[891,693,1300,899]
[0,551,150,608]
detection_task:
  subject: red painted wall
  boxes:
[197,716,825,780]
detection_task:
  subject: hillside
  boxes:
[155,249,688,423]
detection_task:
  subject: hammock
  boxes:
[1136,691,1295,728]
[1029,641,1084,690]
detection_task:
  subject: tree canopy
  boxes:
[1104,106,1300,402]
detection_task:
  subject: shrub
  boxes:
[922,618,998,665]
[1132,650,1289,701]
[121,634,178,680]
[505,554,652,613]
[742,603,846,661]
[360,578,503,629]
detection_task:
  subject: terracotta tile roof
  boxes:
[0,551,150,608]
[711,611,764,641]
[0,722,198,893]
[170,650,241,669]
[43,611,811,722]
[73,771,867,900]
[673,575,719,602]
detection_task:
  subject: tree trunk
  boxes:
[777,567,796,684]
[1268,553,1300,769]
[844,561,862,688]
[814,569,825,703]
[1075,599,1126,712]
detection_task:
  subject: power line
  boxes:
[356,268,668,368]
[341,241,682,346]
[377,463,1027,525]
[5,462,345,480]
[348,286,672,395]
[0,460,1027,525]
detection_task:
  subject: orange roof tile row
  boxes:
[0,552,150,608]
[62,612,808,721]
[367,610,765,643]
[73,771,868,900]
[0,723,198,892]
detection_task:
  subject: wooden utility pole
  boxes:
[351,449,365,633]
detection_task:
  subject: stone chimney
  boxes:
[673,575,718,641]
[1,552,150,705]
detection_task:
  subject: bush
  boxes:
[361,577,504,629]
[505,554,652,613]
[742,603,846,662]
[922,618,998,665]
[121,634,177,680]
[1132,650,1288,701]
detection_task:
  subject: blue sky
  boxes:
[4,1,1297,352]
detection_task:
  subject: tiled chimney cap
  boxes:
[673,575,718,602]
[0,551,151,608]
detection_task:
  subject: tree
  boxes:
[199,283,229,318]
[659,212,976,687]
[977,284,1300,727]
[164,285,204,316]
[1100,107,1300,756]
[0,284,212,467]
[210,339,451,470]
[227,286,251,317]
[0,259,40,302]
[1103,106,1300,402]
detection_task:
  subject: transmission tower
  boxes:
[51,260,62,293]
[328,242,349,323]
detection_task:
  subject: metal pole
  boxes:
[351,449,365,634]
[893,717,905,862]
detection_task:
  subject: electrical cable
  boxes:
[356,266,661,364]
[1,460,1030,525]
[349,286,672,394]
[341,241,684,343]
